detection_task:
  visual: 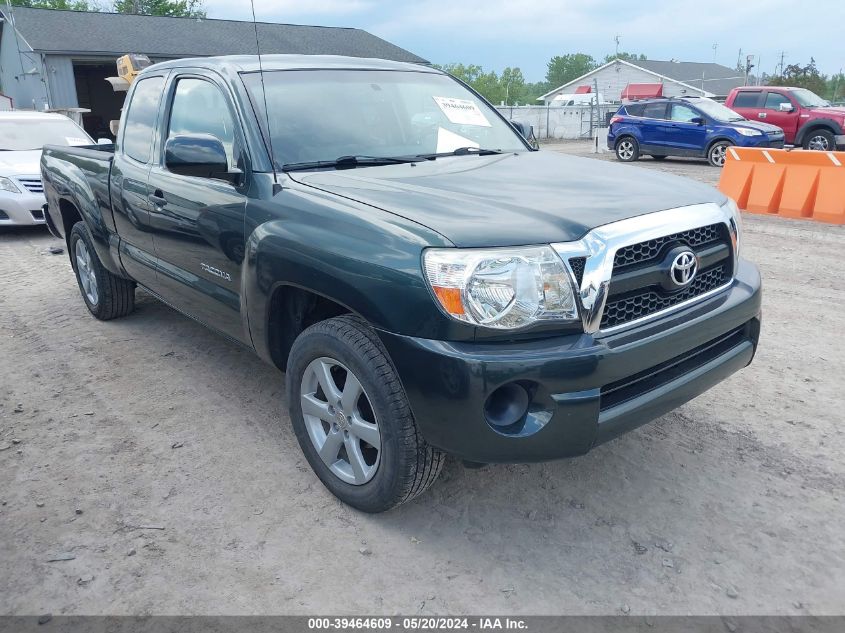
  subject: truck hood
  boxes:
[0,149,42,175]
[288,151,727,247]
[805,106,845,119]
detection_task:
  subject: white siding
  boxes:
[542,61,710,105]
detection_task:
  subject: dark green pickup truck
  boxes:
[40,55,761,512]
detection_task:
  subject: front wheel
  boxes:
[286,315,444,512]
[803,129,835,151]
[615,137,639,162]
[708,140,733,167]
[69,222,135,320]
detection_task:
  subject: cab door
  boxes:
[146,72,250,343]
[760,91,800,138]
[638,101,671,150]
[110,73,167,288]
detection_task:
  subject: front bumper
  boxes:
[377,260,762,463]
[0,190,47,226]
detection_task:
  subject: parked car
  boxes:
[725,86,845,151]
[0,111,95,227]
[41,55,761,512]
[608,97,785,167]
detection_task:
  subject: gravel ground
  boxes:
[2,150,844,615]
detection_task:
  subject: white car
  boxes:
[0,111,95,227]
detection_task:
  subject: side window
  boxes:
[167,78,238,168]
[764,92,792,110]
[122,76,164,163]
[642,103,668,120]
[624,103,645,116]
[732,91,761,108]
[670,104,699,122]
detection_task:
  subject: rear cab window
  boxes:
[121,76,165,163]
[732,91,762,108]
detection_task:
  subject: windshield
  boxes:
[791,89,829,108]
[690,98,745,122]
[241,69,527,168]
[0,117,92,151]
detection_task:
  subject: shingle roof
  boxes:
[634,60,744,96]
[0,6,427,64]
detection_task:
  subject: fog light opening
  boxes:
[484,382,531,431]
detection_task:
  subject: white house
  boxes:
[539,58,746,105]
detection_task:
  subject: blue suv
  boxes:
[607,97,785,167]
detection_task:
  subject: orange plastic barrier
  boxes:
[718,147,845,224]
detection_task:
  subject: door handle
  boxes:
[758,112,767,119]
[148,191,166,207]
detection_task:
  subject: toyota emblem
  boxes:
[670,251,698,287]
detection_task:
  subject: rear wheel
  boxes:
[615,137,639,162]
[69,222,135,320]
[708,140,733,167]
[287,315,444,512]
[803,129,835,151]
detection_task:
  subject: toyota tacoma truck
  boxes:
[41,55,762,513]
[726,86,845,151]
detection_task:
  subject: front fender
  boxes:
[796,119,843,145]
[241,182,471,365]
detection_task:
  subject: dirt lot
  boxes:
[2,147,844,616]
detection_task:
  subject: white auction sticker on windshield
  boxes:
[66,137,90,146]
[432,96,491,127]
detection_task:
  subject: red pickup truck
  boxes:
[725,86,845,151]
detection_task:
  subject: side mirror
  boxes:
[510,120,534,140]
[690,117,705,126]
[164,134,240,183]
[779,102,794,112]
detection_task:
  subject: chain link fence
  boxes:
[496,103,619,140]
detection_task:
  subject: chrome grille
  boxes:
[16,177,43,193]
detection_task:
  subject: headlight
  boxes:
[736,127,762,137]
[0,177,21,193]
[423,246,579,329]
[723,197,742,258]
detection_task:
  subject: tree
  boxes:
[545,53,597,88]
[771,58,827,96]
[9,0,102,10]
[112,0,205,17]
[827,72,845,102]
[603,52,647,64]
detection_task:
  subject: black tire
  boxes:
[286,315,445,513]
[615,136,639,162]
[708,140,733,167]
[69,222,135,320]
[803,129,835,151]
[650,155,667,161]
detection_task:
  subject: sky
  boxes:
[202,0,844,82]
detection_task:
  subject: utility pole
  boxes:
[777,51,786,78]
[614,34,621,58]
[744,54,755,86]
[712,43,718,63]
[737,48,743,72]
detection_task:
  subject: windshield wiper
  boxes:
[414,147,505,160]
[282,155,420,172]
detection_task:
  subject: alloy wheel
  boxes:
[710,144,728,167]
[808,135,830,151]
[617,140,634,160]
[75,239,99,306]
[300,357,381,485]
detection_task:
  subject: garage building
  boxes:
[539,58,746,105]
[0,6,426,138]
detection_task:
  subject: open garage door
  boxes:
[73,60,127,140]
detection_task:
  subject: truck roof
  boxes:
[147,54,437,75]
